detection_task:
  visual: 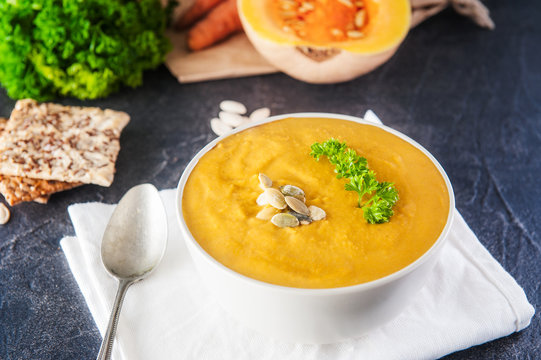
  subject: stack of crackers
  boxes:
[0,99,130,205]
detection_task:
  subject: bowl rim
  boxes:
[175,112,455,295]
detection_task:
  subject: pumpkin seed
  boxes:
[264,188,287,209]
[256,207,276,220]
[281,11,297,18]
[299,2,314,12]
[280,185,305,199]
[347,30,364,39]
[210,118,232,136]
[354,9,366,28]
[271,213,299,228]
[256,193,268,206]
[330,28,343,37]
[258,173,273,189]
[219,111,246,127]
[308,205,326,221]
[285,196,310,216]
[281,1,294,10]
[219,100,247,115]
[281,0,296,6]
[286,18,305,26]
[0,203,10,224]
[337,0,354,8]
[288,211,312,224]
[249,107,271,122]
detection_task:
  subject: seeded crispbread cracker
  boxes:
[0,115,82,205]
[0,175,82,206]
[0,99,130,186]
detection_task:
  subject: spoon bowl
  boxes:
[97,184,167,360]
[101,184,168,280]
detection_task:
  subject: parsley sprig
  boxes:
[310,139,399,224]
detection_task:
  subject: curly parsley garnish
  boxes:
[310,139,399,224]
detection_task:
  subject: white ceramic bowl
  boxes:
[175,113,455,344]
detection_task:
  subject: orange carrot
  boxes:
[175,0,226,29]
[187,0,242,51]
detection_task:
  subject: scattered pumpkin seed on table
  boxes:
[219,111,246,127]
[219,100,247,115]
[210,100,272,136]
[210,118,232,136]
[249,107,271,122]
[0,203,10,224]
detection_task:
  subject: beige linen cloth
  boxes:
[165,0,495,83]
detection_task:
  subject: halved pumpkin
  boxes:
[238,0,411,83]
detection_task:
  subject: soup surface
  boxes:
[182,118,450,288]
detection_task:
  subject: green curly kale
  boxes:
[310,139,399,224]
[0,0,173,100]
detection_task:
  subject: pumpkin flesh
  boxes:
[242,0,410,55]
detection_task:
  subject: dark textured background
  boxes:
[0,2,539,359]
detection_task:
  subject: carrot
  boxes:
[175,0,226,29]
[187,0,243,51]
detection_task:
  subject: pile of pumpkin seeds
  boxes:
[210,100,271,136]
[278,0,367,41]
[256,173,326,228]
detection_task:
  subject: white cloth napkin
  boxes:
[60,112,534,359]
[61,192,535,360]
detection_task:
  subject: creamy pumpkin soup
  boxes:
[182,118,450,288]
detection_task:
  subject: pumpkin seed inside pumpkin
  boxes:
[354,9,366,28]
[347,30,364,39]
[337,0,354,8]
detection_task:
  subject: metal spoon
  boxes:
[97,184,167,360]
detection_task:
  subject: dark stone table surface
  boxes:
[0,2,539,359]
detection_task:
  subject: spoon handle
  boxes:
[96,279,133,360]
